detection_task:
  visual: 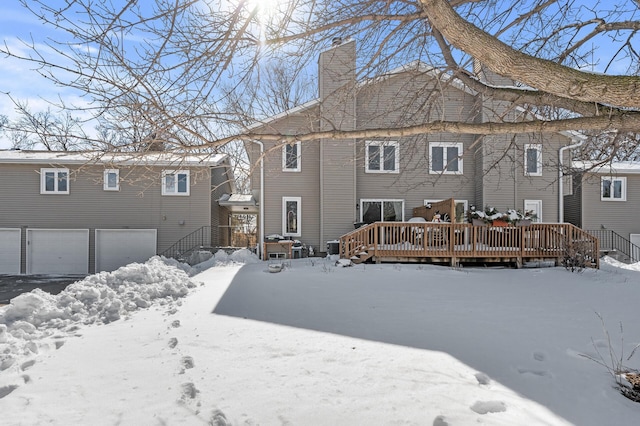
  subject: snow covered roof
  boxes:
[0,150,227,167]
[571,160,640,174]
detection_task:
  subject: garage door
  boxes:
[27,229,89,275]
[95,229,157,272]
[0,228,21,274]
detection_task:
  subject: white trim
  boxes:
[524,200,543,222]
[424,199,468,222]
[282,196,302,237]
[161,170,190,196]
[365,140,399,173]
[40,168,70,194]
[524,144,542,176]
[0,150,226,166]
[360,199,405,222]
[103,169,120,191]
[601,176,626,201]
[429,142,463,175]
[282,141,301,172]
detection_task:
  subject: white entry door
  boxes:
[95,229,157,272]
[524,200,543,222]
[27,229,89,275]
[0,228,21,274]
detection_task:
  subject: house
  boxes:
[564,161,640,258]
[0,150,230,275]
[244,39,584,258]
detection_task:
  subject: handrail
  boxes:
[339,222,599,268]
[161,226,212,260]
[586,229,640,263]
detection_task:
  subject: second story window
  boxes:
[40,168,69,194]
[365,140,399,173]
[283,141,301,171]
[103,169,120,191]
[601,176,626,201]
[429,142,463,175]
[162,170,190,196]
[524,144,542,176]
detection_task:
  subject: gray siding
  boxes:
[0,163,211,273]
[579,173,640,238]
[319,40,357,244]
[480,133,568,222]
[563,174,583,227]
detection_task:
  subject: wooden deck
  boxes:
[339,222,599,268]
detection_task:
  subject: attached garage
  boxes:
[0,228,21,274]
[27,229,89,275]
[95,229,157,273]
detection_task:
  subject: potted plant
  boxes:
[468,206,537,226]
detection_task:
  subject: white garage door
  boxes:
[0,228,21,274]
[27,229,89,275]
[95,229,157,272]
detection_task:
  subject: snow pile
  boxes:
[0,256,197,373]
[189,248,260,274]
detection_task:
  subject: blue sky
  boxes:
[0,1,90,148]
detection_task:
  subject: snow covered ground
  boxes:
[1,251,639,425]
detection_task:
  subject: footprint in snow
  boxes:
[0,385,18,399]
[168,337,178,349]
[433,415,449,426]
[470,400,507,415]
[179,356,195,374]
[209,409,231,426]
[475,372,491,386]
[180,382,199,400]
[517,367,552,378]
[171,320,181,328]
[533,351,546,361]
[20,360,36,371]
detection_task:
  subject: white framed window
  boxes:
[283,197,301,237]
[601,176,626,201]
[360,199,405,223]
[162,170,190,196]
[429,142,463,175]
[524,144,542,176]
[282,141,301,172]
[365,140,399,173]
[103,169,120,191]
[40,168,69,194]
[424,199,468,223]
[524,199,542,222]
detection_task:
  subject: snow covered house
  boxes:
[564,161,640,260]
[0,150,231,274]
[242,39,585,258]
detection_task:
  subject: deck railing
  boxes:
[340,222,599,268]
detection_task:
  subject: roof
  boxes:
[0,150,227,167]
[571,160,640,175]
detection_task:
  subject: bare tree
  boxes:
[0,0,639,160]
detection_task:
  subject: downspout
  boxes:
[558,137,585,223]
[250,140,265,258]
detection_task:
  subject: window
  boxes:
[601,177,626,201]
[365,141,399,173]
[524,144,542,176]
[162,170,190,196]
[360,199,404,223]
[40,168,69,194]
[283,141,301,172]
[429,142,463,174]
[103,169,120,191]
[424,199,468,223]
[282,197,301,237]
